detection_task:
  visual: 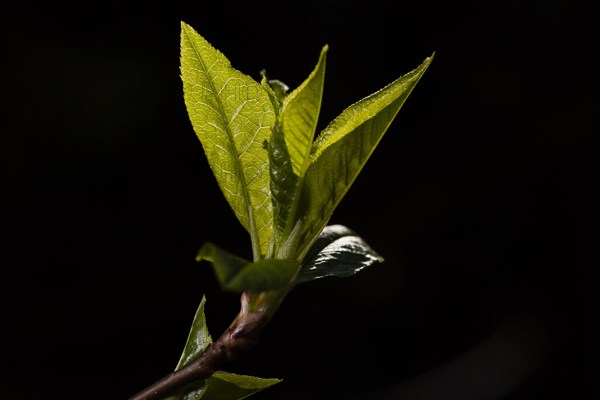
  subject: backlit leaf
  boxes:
[297,54,434,254]
[196,242,250,286]
[279,45,328,175]
[181,22,276,258]
[227,259,299,292]
[197,242,298,292]
[175,295,213,370]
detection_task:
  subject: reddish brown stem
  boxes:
[128,311,269,400]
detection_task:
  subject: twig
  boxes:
[128,310,269,400]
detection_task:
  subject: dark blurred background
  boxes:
[2,1,597,399]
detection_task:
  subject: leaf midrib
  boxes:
[183,26,259,256]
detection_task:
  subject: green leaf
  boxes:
[176,371,280,400]
[175,295,213,370]
[182,385,207,400]
[227,259,299,292]
[268,123,299,246]
[196,242,250,286]
[297,224,384,284]
[180,22,276,259]
[297,54,434,254]
[167,380,208,400]
[279,45,328,176]
[200,371,281,400]
[197,242,298,292]
[268,46,327,258]
[167,296,213,400]
[167,296,279,400]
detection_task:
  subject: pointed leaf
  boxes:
[297,54,434,252]
[201,371,281,400]
[181,22,276,258]
[268,46,327,257]
[280,45,328,176]
[196,242,250,286]
[175,295,213,371]
[297,224,384,284]
[197,243,298,292]
[166,296,213,400]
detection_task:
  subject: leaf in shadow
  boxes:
[297,224,384,284]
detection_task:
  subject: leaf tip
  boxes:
[180,20,191,34]
[196,242,212,262]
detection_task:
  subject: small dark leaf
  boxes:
[297,224,384,284]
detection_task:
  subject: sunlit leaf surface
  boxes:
[181,22,276,257]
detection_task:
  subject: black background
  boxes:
[2,1,597,399]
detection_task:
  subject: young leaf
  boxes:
[180,22,276,258]
[196,242,250,287]
[167,382,207,400]
[296,224,384,284]
[268,124,299,245]
[197,243,298,292]
[268,46,327,256]
[175,295,213,370]
[260,71,289,113]
[279,45,328,176]
[178,371,279,400]
[200,371,281,400]
[167,295,280,400]
[227,259,299,292]
[297,54,434,254]
[167,296,213,400]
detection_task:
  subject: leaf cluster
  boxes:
[180,22,432,293]
[165,21,433,399]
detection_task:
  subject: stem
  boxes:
[128,307,269,400]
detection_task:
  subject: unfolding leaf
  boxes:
[268,123,298,244]
[297,224,383,284]
[297,54,434,254]
[279,45,328,175]
[196,242,250,286]
[181,22,276,258]
[268,46,327,257]
[260,71,289,113]
[197,242,298,292]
